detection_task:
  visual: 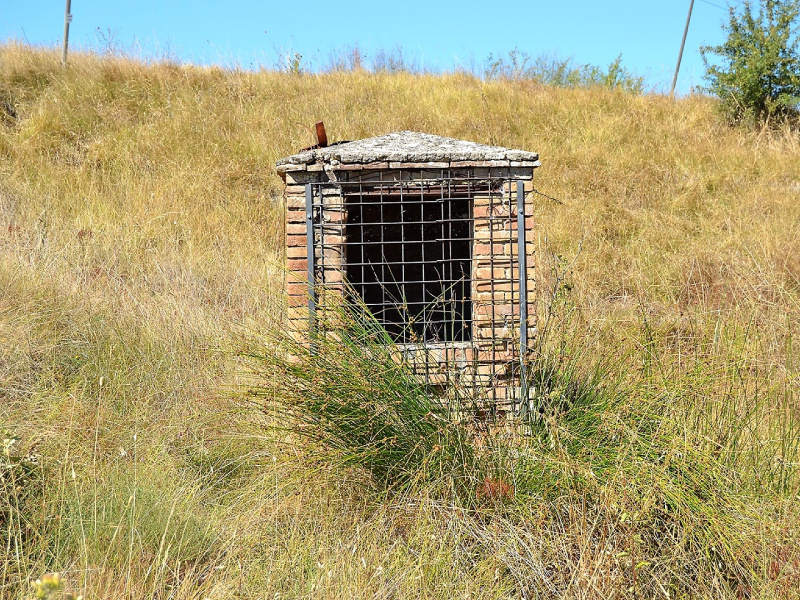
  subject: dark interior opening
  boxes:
[345,190,472,343]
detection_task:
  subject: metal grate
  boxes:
[345,185,473,344]
[305,171,531,411]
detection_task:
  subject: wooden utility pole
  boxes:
[670,0,695,98]
[62,0,73,65]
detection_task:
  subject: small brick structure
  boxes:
[276,131,539,413]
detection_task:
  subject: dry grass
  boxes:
[1,42,799,598]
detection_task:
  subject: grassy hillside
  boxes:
[1,43,799,599]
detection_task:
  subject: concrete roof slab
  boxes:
[276,131,540,170]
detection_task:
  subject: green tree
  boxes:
[701,0,800,125]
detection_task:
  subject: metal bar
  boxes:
[379,173,387,336]
[360,181,366,319]
[516,180,529,411]
[62,0,72,65]
[420,181,429,377]
[509,177,517,372]
[331,277,475,285]
[671,0,695,99]
[400,181,407,343]
[340,219,470,228]
[319,186,327,324]
[305,184,316,331]
[440,180,448,344]
[467,179,474,346]
[488,181,497,407]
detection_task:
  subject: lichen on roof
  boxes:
[276,131,540,169]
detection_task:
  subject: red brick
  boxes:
[287,258,308,271]
[286,220,305,232]
[494,304,519,317]
[287,209,307,224]
[474,281,513,293]
[473,204,503,219]
[285,195,306,210]
[283,185,306,195]
[287,281,309,295]
[287,234,308,247]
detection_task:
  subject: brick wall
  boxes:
[278,163,537,406]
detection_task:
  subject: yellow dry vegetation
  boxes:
[1,43,799,599]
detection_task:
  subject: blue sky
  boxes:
[1,1,736,94]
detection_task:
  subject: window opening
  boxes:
[345,185,473,344]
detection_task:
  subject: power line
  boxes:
[698,0,728,11]
[699,0,746,10]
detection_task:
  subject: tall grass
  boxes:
[1,42,799,597]
[241,301,479,494]
[239,272,798,596]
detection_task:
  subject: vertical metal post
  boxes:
[670,0,695,99]
[516,181,529,409]
[62,0,73,65]
[305,184,316,330]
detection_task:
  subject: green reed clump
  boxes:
[242,301,480,495]
[238,293,795,595]
[518,387,755,593]
[494,320,782,596]
[2,429,43,588]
